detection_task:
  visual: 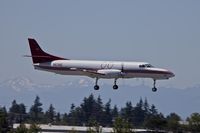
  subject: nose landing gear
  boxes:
[152,79,157,92]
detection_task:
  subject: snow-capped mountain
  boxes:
[0,77,93,92]
[0,77,39,92]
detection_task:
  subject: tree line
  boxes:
[0,94,200,132]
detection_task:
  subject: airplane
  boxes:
[27,38,175,92]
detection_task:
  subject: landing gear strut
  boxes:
[113,79,118,90]
[94,78,119,90]
[152,79,157,92]
[94,78,99,90]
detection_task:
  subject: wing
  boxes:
[69,68,105,78]
[71,68,122,78]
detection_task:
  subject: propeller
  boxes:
[121,63,126,86]
[121,63,124,73]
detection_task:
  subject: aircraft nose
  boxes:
[167,71,175,78]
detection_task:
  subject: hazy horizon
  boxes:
[1,1,200,88]
[1,1,200,119]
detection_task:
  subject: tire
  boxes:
[113,85,118,90]
[152,87,157,92]
[94,85,99,90]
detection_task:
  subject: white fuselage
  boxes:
[28,38,175,91]
[34,60,174,80]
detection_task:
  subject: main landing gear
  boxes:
[152,79,157,92]
[94,78,100,90]
[93,78,119,90]
[113,78,118,90]
[94,85,99,90]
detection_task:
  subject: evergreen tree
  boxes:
[166,113,181,132]
[62,113,68,124]
[75,107,83,125]
[68,104,83,125]
[121,102,133,124]
[95,96,104,124]
[104,99,112,126]
[68,104,77,125]
[9,100,26,123]
[55,112,61,124]
[9,100,19,113]
[0,107,9,133]
[80,94,96,124]
[187,113,200,132]
[112,105,119,120]
[18,104,26,123]
[144,113,167,130]
[132,98,145,127]
[149,104,158,116]
[70,103,75,111]
[45,104,56,123]
[97,96,103,111]
[143,98,150,116]
[29,96,43,123]
[9,100,19,124]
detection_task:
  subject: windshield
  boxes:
[139,64,154,68]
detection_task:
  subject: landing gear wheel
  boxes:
[152,87,157,92]
[152,79,157,92]
[94,85,99,90]
[94,78,99,90]
[113,85,118,90]
[113,78,118,90]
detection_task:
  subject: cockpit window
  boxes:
[139,64,154,68]
[146,64,153,68]
[139,64,145,68]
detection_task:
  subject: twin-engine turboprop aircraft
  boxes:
[27,38,175,92]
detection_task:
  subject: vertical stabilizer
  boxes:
[28,38,66,63]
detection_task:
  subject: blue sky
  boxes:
[0,0,200,88]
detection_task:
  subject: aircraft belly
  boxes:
[35,65,169,80]
[54,71,85,76]
[123,73,168,80]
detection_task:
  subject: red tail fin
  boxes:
[28,38,66,63]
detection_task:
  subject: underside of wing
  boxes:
[69,68,105,78]
[82,69,106,78]
[79,69,122,78]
